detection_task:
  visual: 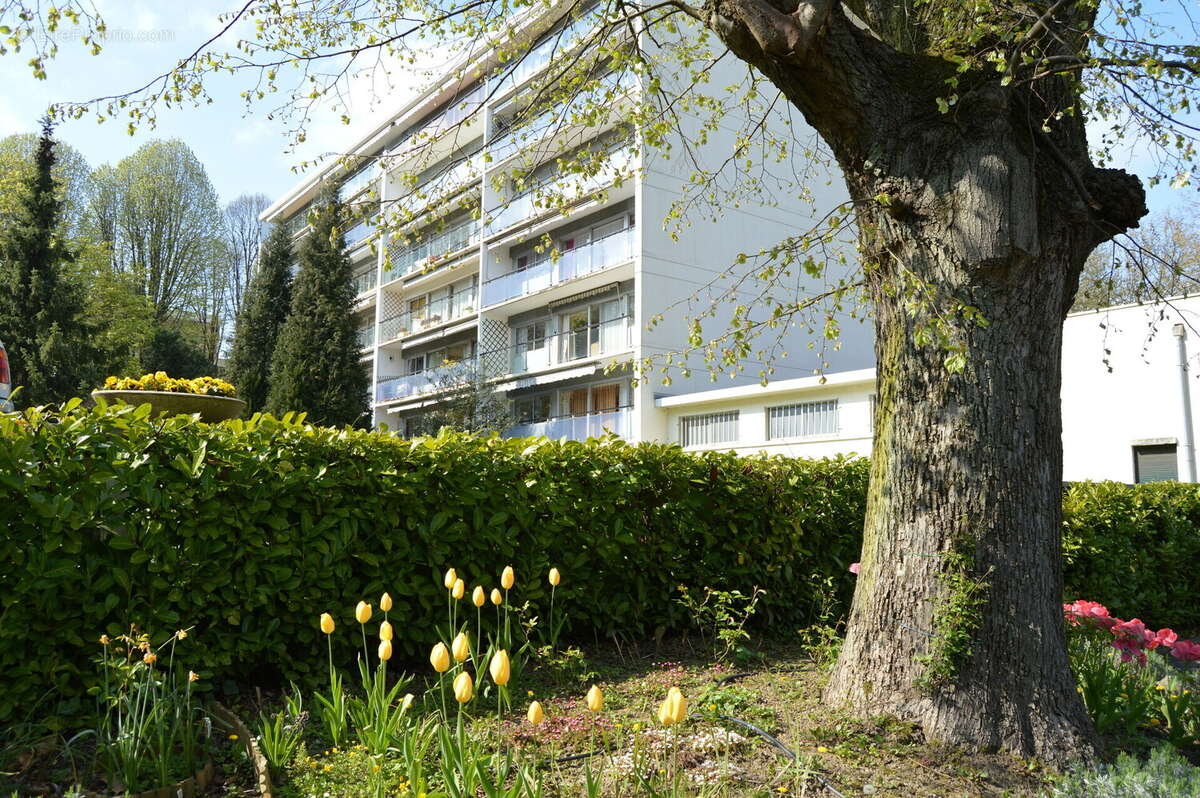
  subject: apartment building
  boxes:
[261,5,872,437]
[655,296,1200,485]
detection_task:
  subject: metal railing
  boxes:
[377,288,478,343]
[352,269,377,296]
[385,217,480,281]
[482,226,634,307]
[485,146,635,235]
[479,314,633,377]
[376,357,477,403]
[504,406,632,440]
[343,219,374,249]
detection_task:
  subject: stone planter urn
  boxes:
[91,390,247,423]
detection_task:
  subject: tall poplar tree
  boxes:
[266,192,369,426]
[0,118,91,405]
[228,222,293,413]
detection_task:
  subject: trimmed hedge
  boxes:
[1062,481,1200,631]
[0,402,868,724]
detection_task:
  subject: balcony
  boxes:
[485,146,635,236]
[343,219,374,250]
[387,84,487,159]
[491,10,605,99]
[482,226,634,307]
[393,155,481,218]
[482,315,633,378]
[352,269,377,296]
[376,358,476,403]
[504,407,632,441]
[377,288,478,343]
[384,217,480,282]
[356,326,376,351]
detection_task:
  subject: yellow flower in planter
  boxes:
[430,642,451,673]
[380,593,393,612]
[472,586,486,607]
[527,701,545,725]
[320,613,336,634]
[491,588,503,606]
[453,671,474,703]
[548,568,561,586]
[586,684,603,713]
[452,632,470,662]
[501,566,515,590]
[490,650,511,685]
[444,568,457,589]
[452,578,465,600]
[380,621,393,641]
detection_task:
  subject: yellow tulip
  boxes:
[472,585,486,607]
[355,601,372,624]
[378,639,393,661]
[451,632,470,662]
[490,650,511,686]
[672,691,688,724]
[452,578,465,600]
[380,620,393,641]
[443,568,457,589]
[430,642,451,673]
[548,568,561,586]
[491,588,503,606]
[527,701,545,725]
[320,613,335,635]
[453,671,474,703]
[380,592,393,612]
[501,566,515,590]
[586,684,603,713]
[657,697,674,726]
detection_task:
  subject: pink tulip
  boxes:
[1170,639,1200,662]
[1154,628,1178,649]
[848,562,860,575]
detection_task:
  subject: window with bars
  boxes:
[767,400,839,440]
[679,411,739,447]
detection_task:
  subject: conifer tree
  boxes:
[227,222,293,412]
[0,117,91,405]
[265,190,369,426]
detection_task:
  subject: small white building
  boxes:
[653,296,1200,484]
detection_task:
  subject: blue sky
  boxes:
[0,0,1194,217]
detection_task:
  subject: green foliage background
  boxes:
[1062,481,1200,631]
[2,402,1194,726]
[0,402,866,725]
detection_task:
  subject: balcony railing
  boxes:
[352,269,377,296]
[339,164,378,201]
[504,407,632,441]
[491,11,604,99]
[393,155,481,217]
[482,226,634,307]
[480,314,633,378]
[385,217,480,281]
[377,288,478,343]
[376,358,477,403]
[343,219,374,249]
[388,83,487,158]
[485,146,635,235]
[488,72,636,164]
[356,326,376,351]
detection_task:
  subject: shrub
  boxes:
[1049,745,1200,798]
[0,402,868,725]
[1063,482,1200,630]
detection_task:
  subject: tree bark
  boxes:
[707,0,1148,764]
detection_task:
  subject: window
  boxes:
[514,395,551,424]
[1134,444,1178,483]
[592,383,620,413]
[517,322,546,350]
[679,411,739,447]
[406,356,425,375]
[768,400,839,440]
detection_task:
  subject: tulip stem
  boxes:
[549,584,556,654]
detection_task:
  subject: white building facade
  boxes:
[262,6,871,438]
[655,297,1200,484]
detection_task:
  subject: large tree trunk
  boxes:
[707,0,1148,765]
[823,121,1107,762]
